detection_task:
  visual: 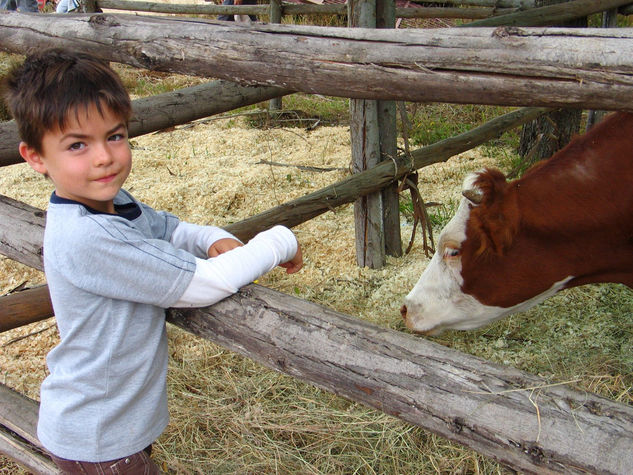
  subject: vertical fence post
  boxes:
[348,0,385,269]
[377,0,401,258]
[586,7,618,131]
[269,0,283,111]
[349,0,400,267]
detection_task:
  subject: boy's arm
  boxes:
[173,225,301,308]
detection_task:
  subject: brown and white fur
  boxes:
[401,112,633,335]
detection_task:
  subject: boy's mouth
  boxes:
[95,173,117,183]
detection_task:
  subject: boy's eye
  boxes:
[69,142,85,151]
[109,133,126,142]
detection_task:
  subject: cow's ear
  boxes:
[471,169,508,205]
[462,188,483,204]
[462,169,506,206]
[467,169,518,255]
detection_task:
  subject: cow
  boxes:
[400,111,633,335]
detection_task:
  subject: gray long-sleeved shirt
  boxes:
[38,189,297,462]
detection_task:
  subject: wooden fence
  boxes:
[82,0,633,21]
[2,2,633,473]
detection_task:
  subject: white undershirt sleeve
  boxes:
[170,221,240,259]
[173,225,297,308]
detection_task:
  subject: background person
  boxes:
[0,0,38,12]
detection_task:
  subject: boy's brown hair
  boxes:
[2,48,132,154]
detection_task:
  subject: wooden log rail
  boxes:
[0,384,58,473]
[0,285,53,333]
[0,80,290,168]
[95,0,518,19]
[3,284,633,474]
[94,0,633,17]
[468,0,633,26]
[2,15,633,111]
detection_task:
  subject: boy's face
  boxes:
[20,103,132,214]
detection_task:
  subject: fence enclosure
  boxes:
[2,1,633,473]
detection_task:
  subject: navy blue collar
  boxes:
[50,192,142,220]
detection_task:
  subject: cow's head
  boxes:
[400,169,572,335]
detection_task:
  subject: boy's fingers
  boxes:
[207,238,243,258]
[285,263,302,274]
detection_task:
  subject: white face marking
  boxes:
[401,173,573,334]
[403,272,572,335]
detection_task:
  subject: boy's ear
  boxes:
[19,142,47,176]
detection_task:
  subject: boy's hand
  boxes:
[207,238,243,258]
[279,243,303,274]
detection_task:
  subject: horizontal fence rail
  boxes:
[95,0,517,19]
[94,0,633,18]
[1,15,633,110]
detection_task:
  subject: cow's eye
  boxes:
[443,243,461,259]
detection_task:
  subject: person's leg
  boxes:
[218,0,235,21]
[0,0,18,11]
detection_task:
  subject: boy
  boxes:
[2,48,302,473]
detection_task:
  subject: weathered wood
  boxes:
[0,195,45,271]
[268,0,283,112]
[0,428,58,475]
[98,0,267,15]
[349,0,385,269]
[415,0,530,5]
[0,80,290,168]
[0,383,42,448]
[165,284,633,474]
[0,383,57,474]
[586,7,619,131]
[95,0,512,19]
[108,0,626,21]
[0,285,53,333]
[377,0,401,259]
[82,0,99,13]
[1,15,633,111]
[517,0,585,166]
[468,0,632,26]
[3,280,633,473]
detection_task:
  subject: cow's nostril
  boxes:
[400,305,407,319]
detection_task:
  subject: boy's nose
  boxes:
[93,144,114,166]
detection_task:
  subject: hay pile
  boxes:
[0,117,511,473]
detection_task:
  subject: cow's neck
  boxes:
[514,114,633,289]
